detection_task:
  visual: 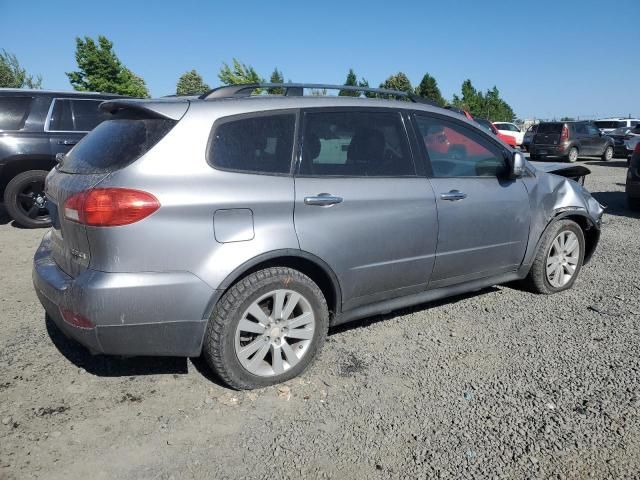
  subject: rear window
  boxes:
[536,123,563,134]
[594,120,624,129]
[209,113,295,175]
[0,96,33,130]
[59,119,176,174]
[48,99,111,132]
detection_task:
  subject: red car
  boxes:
[444,107,517,148]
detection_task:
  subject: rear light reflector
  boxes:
[60,307,95,329]
[64,188,160,226]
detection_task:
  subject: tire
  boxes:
[601,145,614,162]
[628,196,640,211]
[3,170,51,228]
[567,147,579,163]
[203,267,329,390]
[522,219,585,294]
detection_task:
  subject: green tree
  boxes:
[339,68,359,96]
[66,35,149,97]
[176,69,210,96]
[451,79,515,121]
[268,67,284,94]
[379,72,413,100]
[415,73,445,106]
[358,78,376,98]
[0,49,42,88]
[218,58,263,85]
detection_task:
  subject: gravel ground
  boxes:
[1,158,639,479]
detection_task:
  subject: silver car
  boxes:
[33,83,604,389]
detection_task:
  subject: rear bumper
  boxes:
[33,232,220,357]
[530,144,570,158]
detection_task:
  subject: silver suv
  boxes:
[33,83,604,389]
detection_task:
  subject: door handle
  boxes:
[440,190,467,201]
[304,193,343,206]
[57,140,78,146]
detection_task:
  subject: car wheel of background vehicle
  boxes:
[601,146,613,161]
[3,170,51,229]
[202,267,329,390]
[568,147,579,163]
[522,219,585,294]
[628,196,640,211]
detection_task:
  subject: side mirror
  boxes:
[511,151,526,178]
[55,152,65,165]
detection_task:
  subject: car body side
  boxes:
[33,96,604,357]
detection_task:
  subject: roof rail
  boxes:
[199,83,439,106]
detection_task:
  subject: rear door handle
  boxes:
[304,193,343,206]
[440,190,467,201]
[57,140,78,146]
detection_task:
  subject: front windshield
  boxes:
[474,118,494,133]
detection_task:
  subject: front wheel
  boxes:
[522,220,585,294]
[601,145,614,162]
[3,170,51,228]
[203,267,329,389]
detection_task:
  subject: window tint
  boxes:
[537,123,562,134]
[48,99,110,132]
[300,111,414,176]
[574,124,588,135]
[415,115,507,178]
[59,119,176,174]
[586,124,600,136]
[0,96,33,130]
[210,114,295,174]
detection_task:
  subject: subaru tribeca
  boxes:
[33,83,604,389]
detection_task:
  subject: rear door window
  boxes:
[0,96,33,130]
[59,118,176,174]
[209,113,295,175]
[47,99,111,132]
[299,110,415,177]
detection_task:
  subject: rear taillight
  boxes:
[560,125,569,142]
[635,143,640,154]
[64,188,160,227]
[60,307,94,329]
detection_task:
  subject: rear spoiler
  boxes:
[99,99,189,121]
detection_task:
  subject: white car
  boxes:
[594,118,640,134]
[493,122,524,146]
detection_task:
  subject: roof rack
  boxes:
[199,83,438,106]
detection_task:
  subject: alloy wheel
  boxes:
[16,179,49,223]
[546,231,580,288]
[235,289,316,377]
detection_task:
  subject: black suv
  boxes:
[530,121,614,163]
[0,89,124,227]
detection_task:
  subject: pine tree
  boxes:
[268,67,284,94]
[176,69,210,96]
[66,36,149,97]
[339,69,359,96]
[0,50,42,88]
[379,72,413,100]
[415,73,445,106]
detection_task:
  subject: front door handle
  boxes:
[57,140,78,146]
[304,193,343,206]
[440,190,467,201]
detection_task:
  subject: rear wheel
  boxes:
[203,267,329,389]
[3,170,51,228]
[628,196,640,211]
[601,145,614,161]
[523,220,585,294]
[567,147,579,163]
